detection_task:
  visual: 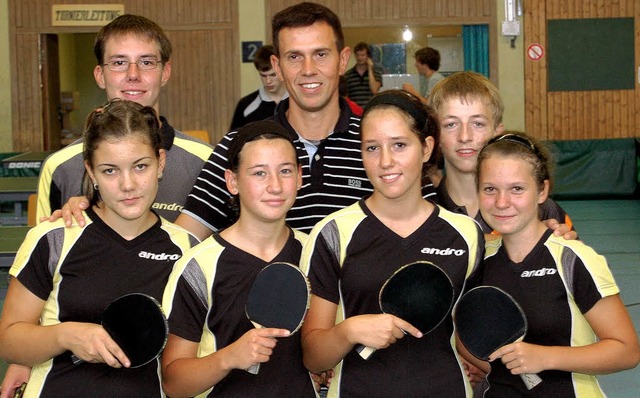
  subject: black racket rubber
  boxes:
[356,261,454,360]
[246,262,310,333]
[244,262,310,374]
[102,293,168,368]
[380,261,454,334]
[454,285,526,360]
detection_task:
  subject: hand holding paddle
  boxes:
[356,261,454,360]
[454,286,542,390]
[70,293,168,369]
[245,262,310,374]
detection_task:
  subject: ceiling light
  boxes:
[402,26,413,41]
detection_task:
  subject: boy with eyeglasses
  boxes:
[34,14,213,223]
[0,14,213,398]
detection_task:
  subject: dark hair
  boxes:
[354,42,371,56]
[476,131,554,193]
[272,2,344,56]
[414,47,441,71]
[82,99,162,207]
[227,120,298,172]
[253,44,276,72]
[226,120,299,220]
[429,71,504,127]
[94,14,172,65]
[362,89,441,178]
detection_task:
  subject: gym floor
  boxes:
[1,199,639,396]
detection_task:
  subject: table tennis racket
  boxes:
[356,260,455,360]
[453,285,542,390]
[245,262,311,374]
[71,293,168,368]
[12,382,27,398]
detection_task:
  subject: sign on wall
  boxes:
[52,4,125,27]
[242,41,263,63]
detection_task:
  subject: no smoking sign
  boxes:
[527,43,544,61]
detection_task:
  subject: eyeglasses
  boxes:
[102,58,163,72]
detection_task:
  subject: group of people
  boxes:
[0,2,638,398]
[342,41,446,109]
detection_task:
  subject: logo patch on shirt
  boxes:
[139,251,181,261]
[152,202,184,212]
[347,178,362,188]
[421,247,466,256]
[521,268,557,278]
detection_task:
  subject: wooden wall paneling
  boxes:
[561,91,570,139]
[612,91,621,139]
[599,91,608,138]
[590,91,599,138]
[161,28,237,145]
[524,0,548,139]
[525,0,639,140]
[636,2,640,136]
[266,0,494,31]
[605,91,614,138]
[629,89,636,136]
[8,0,238,151]
[568,89,578,138]
[12,34,42,150]
[265,0,496,82]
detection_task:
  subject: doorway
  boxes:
[41,33,105,149]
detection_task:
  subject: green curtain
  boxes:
[463,25,489,77]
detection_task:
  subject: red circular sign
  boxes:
[527,43,544,61]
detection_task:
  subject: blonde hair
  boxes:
[429,71,504,128]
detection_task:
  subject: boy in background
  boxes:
[229,44,288,130]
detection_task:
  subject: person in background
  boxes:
[229,44,289,131]
[174,2,439,240]
[35,14,213,223]
[465,131,639,396]
[0,100,199,397]
[0,14,212,397]
[160,120,315,397]
[428,71,575,238]
[344,41,383,107]
[339,75,363,116]
[403,46,445,105]
[61,4,438,240]
[300,90,482,397]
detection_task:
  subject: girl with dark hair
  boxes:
[161,120,316,397]
[0,99,198,397]
[300,90,483,397]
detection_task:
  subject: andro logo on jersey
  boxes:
[421,247,466,256]
[521,268,557,278]
[139,251,181,261]
[152,202,185,212]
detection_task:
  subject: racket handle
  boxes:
[246,363,261,374]
[520,372,542,390]
[355,344,376,360]
[70,354,84,366]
